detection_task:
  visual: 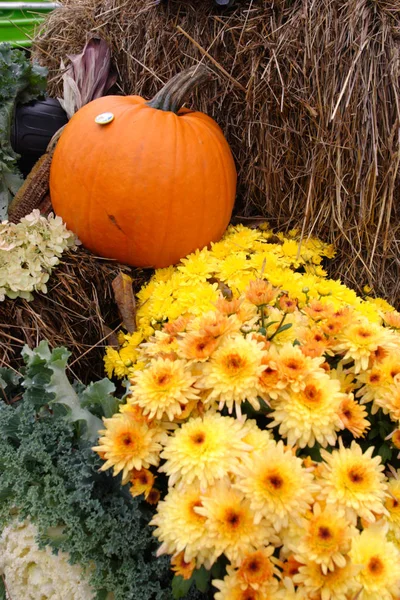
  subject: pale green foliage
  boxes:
[0,209,79,301]
[22,341,103,442]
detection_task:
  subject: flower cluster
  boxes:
[97,224,400,599]
[0,209,79,301]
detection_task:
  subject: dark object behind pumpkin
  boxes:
[11,97,68,177]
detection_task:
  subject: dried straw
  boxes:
[32,0,400,306]
[0,248,149,382]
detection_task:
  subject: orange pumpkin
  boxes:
[49,67,237,268]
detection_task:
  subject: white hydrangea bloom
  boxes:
[0,519,95,600]
[0,210,79,301]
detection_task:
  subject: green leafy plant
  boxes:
[0,43,47,218]
[0,342,175,600]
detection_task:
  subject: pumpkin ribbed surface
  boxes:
[49,93,236,268]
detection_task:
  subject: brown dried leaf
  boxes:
[208,277,233,300]
[112,272,137,333]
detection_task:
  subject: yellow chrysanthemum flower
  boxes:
[129,358,199,421]
[267,373,344,448]
[233,441,319,531]
[223,223,264,251]
[241,419,274,457]
[350,524,400,600]
[194,334,266,416]
[195,482,276,566]
[384,310,400,329]
[173,282,220,317]
[150,481,212,566]
[176,247,218,283]
[374,383,400,422]
[293,503,357,574]
[214,252,252,287]
[293,558,361,600]
[92,412,167,480]
[334,319,392,373]
[319,440,388,523]
[159,412,251,488]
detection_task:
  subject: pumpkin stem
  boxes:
[147,66,211,114]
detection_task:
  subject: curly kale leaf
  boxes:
[0,43,47,218]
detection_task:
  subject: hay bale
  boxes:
[33,0,400,306]
[0,247,149,383]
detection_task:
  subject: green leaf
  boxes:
[368,427,379,440]
[264,320,279,329]
[210,555,229,580]
[171,575,192,599]
[0,576,6,600]
[377,443,392,463]
[193,566,211,593]
[22,341,103,441]
[80,379,119,418]
[275,322,293,335]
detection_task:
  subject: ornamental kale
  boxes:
[0,342,175,600]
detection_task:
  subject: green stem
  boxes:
[146,66,210,114]
[268,313,287,342]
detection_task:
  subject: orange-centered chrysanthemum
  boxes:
[194,334,265,416]
[350,525,400,600]
[233,441,319,531]
[194,482,276,566]
[337,395,370,438]
[319,440,388,523]
[271,343,325,393]
[237,547,279,589]
[177,331,220,361]
[213,566,278,600]
[170,552,196,580]
[159,411,251,488]
[195,310,241,338]
[92,411,167,480]
[267,373,344,448]
[334,319,391,373]
[303,299,335,322]
[128,467,155,499]
[293,503,357,574]
[257,353,286,401]
[130,358,199,421]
